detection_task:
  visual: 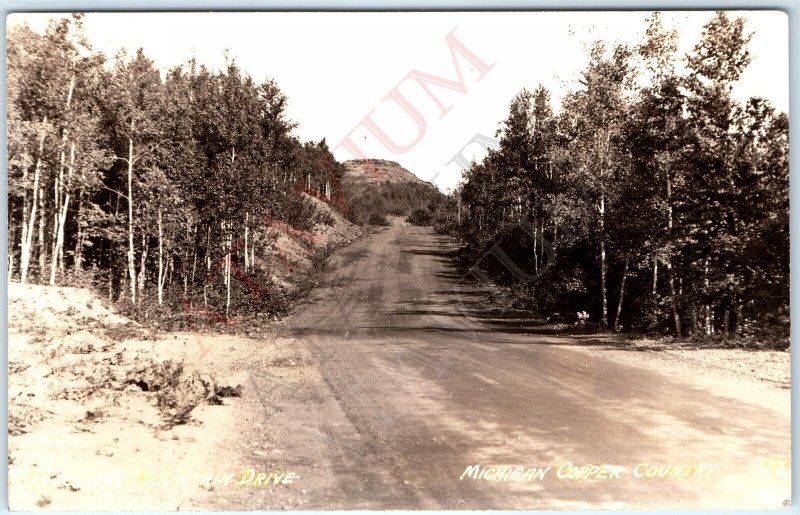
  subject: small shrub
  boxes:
[124,359,219,427]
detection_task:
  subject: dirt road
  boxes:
[207,226,790,510]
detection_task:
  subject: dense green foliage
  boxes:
[7,15,348,320]
[452,13,788,343]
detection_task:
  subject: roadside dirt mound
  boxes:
[7,283,223,435]
[259,192,362,288]
[7,283,247,509]
[306,191,362,246]
[8,279,323,510]
[9,283,132,335]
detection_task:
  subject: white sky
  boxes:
[9,11,789,192]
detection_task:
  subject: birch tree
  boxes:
[105,49,163,306]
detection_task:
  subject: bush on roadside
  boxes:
[124,358,220,427]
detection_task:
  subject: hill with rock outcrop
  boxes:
[339,160,447,226]
[342,159,436,189]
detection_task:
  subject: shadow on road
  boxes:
[397,235,775,352]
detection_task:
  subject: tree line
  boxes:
[451,12,788,342]
[7,15,348,319]
[345,180,448,226]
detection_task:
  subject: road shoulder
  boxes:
[555,337,790,414]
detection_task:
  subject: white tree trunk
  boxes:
[599,195,608,328]
[127,136,137,305]
[244,212,249,271]
[137,232,148,308]
[49,74,75,279]
[37,189,46,275]
[20,118,47,284]
[225,231,232,315]
[665,164,681,336]
[73,189,84,274]
[614,255,630,332]
[652,254,658,295]
[157,208,164,305]
[203,227,210,308]
[48,194,70,286]
[50,142,75,285]
[703,260,712,336]
[189,225,197,301]
[532,218,539,274]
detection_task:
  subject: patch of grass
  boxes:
[102,323,152,343]
[8,407,44,436]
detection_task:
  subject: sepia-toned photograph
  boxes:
[5,10,790,510]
